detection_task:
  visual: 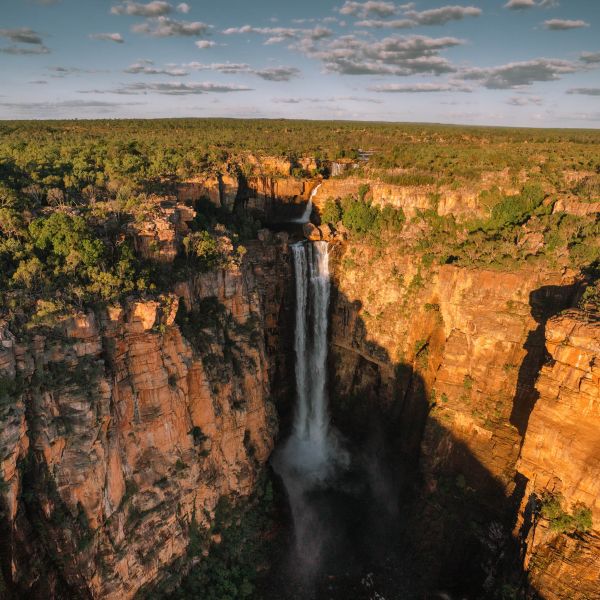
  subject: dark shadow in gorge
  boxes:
[509,283,580,439]
[261,272,552,600]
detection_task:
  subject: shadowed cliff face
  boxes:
[263,277,533,599]
[0,236,294,600]
[0,190,598,600]
[297,240,597,599]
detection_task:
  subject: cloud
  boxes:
[254,66,301,81]
[0,99,144,110]
[0,45,50,55]
[580,51,600,64]
[195,40,216,48]
[567,88,600,96]
[273,95,382,104]
[161,61,300,81]
[355,19,415,28]
[132,16,211,36]
[506,95,543,105]
[405,5,482,26]
[369,82,472,92]
[110,81,253,94]
[176,2,190,13]
[543,19,589,30]
[46,66,108,77]
[303,34,464,77]
[504,0,536,9]
[462,58,579,88]
[222,25,331,45]
[505,0,560,8]
[125,60,188,75]
[111,1,172,16]
[90,32,124,43]
[0,28,44,45]
[339,1,397,18]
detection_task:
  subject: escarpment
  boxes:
[0,143,598,599]
[0,199,294,599]
[320,177,599,595]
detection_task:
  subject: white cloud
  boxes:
[111,1,172,16]
[504,0,536,9]
[222,25,332,46]
[0,28,44,45]
[302,34,464,76]
[462,58,580,88]
[356,19,416,28]
[405,5,482,26]
[125,60,187,75]
[0,99,143,110]
[506,95,543,105]
[195,40,216,48]
[114,81,253,94]
[580,51,600,64]
[0,45,50,55]
[176,2,190,13]
[339,1,397,18]
[543,19,589,30]
[90,32,124,43]
[273,95,382,104]
[132,16,211,37]
[124,60,301,81]
[369,82,472,92]
[567,88,600,96]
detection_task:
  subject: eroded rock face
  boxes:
[327,240,584,590]
[515,309,600,599]
[0,240,291,599]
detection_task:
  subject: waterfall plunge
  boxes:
[273,240,348,573]
[289,241,333,472]
[292,183,321,224]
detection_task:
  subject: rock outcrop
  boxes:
[515,308,600,599]
[327,239,588,593]
[0,218,292,599]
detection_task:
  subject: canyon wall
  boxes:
[0,204,293,599]
[515,307,600,599]
[1,160,597,598]
[327,236,598,595]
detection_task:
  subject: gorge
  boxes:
[0,121,599,600]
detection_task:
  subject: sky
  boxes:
[1,0,599,126]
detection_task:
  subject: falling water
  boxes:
[293,183,321,223]
[290,241,331,466]
[273,240,348,575]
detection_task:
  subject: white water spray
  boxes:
[289,241,333,470]
[273,240,348,572]
[293,183,321,224]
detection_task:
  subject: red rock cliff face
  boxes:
[0,232,292,599]
[327,239,597,594]
[514,308,600,599]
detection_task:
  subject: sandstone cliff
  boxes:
[515,307,600,599]
[0,210,292,599]
[327,237,597,595]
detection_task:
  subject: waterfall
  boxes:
[273,240,348,574]
[293,183,321,224]
[290,241,331,466]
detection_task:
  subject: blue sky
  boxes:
[1,0,599,125]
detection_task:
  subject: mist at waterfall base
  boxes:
[271,242,409,598]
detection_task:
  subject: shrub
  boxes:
[539,492,593,534]
[321,197,342,224]
[183,231,222,270]
[190,426,208,446]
